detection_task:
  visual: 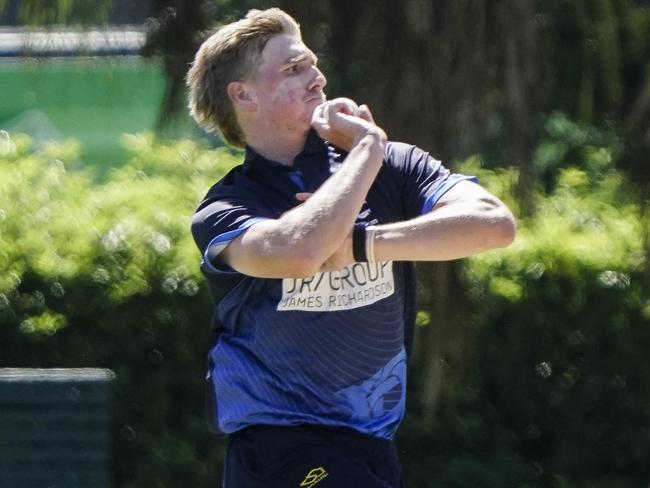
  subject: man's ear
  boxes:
[227,81,256,111]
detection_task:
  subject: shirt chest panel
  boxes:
[246,160,403,225]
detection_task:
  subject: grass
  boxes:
[0,56,187,175]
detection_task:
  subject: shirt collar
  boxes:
[243,129,330,172]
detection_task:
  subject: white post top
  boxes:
[0,368,115,382]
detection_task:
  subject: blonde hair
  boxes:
[187,8,301,147]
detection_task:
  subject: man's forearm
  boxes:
[226,131,384,278]
[274,131,384,268]
[371,196,515,262]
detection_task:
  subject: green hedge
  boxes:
[1,127,649,487]
[0,131,239,487]
[400,155,650,485]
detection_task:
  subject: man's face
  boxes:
[248,34,327,132]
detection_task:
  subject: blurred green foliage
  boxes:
[1,117,649,486]
[534,112,623,193]
[0,0,111,25]
[401,138,649,487]
[0,129,241,487]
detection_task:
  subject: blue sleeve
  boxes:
[191,195,271,274]
[385,142,478,217]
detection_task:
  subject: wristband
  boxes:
[352,223,368,262]
[365,226,377,263]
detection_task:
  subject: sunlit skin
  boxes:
[249,34,326,133]
[227,34,330,165]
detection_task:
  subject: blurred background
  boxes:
[0,0,649,487]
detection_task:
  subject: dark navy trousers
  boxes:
[223,424,405,488]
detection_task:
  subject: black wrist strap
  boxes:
[352,223,368,262]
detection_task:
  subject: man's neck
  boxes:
[245,128,309,166]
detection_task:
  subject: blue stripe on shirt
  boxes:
[203,217,269,274]
[420,174,479,214]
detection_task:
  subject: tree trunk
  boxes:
[141,1,212,133]
[412,261,472,424]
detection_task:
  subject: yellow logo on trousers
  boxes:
[299,466,328,487]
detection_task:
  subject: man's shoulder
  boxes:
[195,163,254,211]
[190,162,269,248]
[385,140,415,156]
[384,141,433,170]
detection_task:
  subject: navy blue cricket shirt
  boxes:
[191,130,475,439]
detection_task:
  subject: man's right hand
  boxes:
[311,98,387,151]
